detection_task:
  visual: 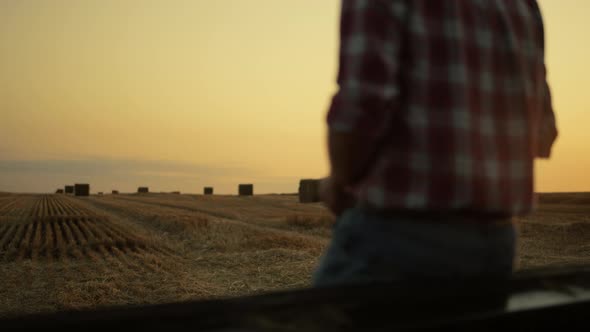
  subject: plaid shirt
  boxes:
[327,0,558,216]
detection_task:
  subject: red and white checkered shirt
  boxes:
[327,0,558,216]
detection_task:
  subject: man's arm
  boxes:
[536,74,558,158]
[328,131,376,188]
[326,0,405,188]
[530,1,558,158]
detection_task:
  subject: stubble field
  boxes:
[0,192,588,317]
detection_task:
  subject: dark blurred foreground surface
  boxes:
[2,265,590,331]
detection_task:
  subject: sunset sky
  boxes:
[1,0,588,194]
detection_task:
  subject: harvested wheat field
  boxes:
[0,192,589,317]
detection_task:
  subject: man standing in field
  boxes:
[315,0,558,286]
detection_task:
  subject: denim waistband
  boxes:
[355,206,513,225]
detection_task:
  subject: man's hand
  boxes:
[537,125,558,158]
[319,176,356,216]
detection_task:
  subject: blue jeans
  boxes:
[313,208,516,287]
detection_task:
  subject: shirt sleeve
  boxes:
[327,0,405,139]
[530,0,558,158]
[536,72,558,158]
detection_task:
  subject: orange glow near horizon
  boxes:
[0,1,588,194]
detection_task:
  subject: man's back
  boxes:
[314,0,558,287]
[326,0,558,216]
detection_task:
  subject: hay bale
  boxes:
[55,189,64,194]
[138,187,149,194]
[74,184,90,197]
[298,179,321,203]
[65,185,74,195]
[204,187,214,195]
[171,191,181,195]
[238,184,253,196]
[112,190,119,195]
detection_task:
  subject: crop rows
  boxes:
[28,194,96,218]
[0,196,37,218]
[0,195,173,262]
